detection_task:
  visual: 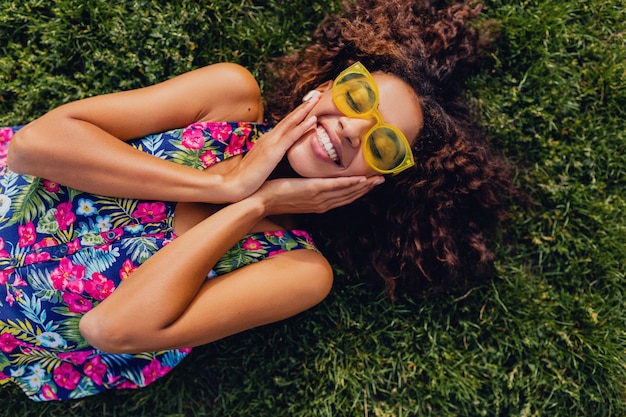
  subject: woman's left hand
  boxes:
[218,93,321,202]
[251,175,384,216]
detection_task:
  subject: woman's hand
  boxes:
[7,63,269,203]
[221,92,321,201]
[252,175,384,216]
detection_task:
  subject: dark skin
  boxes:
[8,62,417,353]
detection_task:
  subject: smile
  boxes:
[316,126,340,164]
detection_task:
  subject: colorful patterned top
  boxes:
[0,123,318,401]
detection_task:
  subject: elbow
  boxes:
[7,125,42,175]
[6,128,30,174]
[304,257,334,307]
[79,310,140,354]
[7,109,70,176]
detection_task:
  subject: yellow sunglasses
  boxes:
[332,61,415,175]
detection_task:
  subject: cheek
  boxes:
[344,148,379,177]
[286,134,321,178]
[354,162,380,177]
[286,145,307,176]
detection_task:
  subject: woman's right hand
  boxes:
[220,92,321,202]
[251,174,384,216]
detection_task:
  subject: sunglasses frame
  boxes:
[332,61,415,175]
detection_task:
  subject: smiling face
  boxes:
[286,72,423,178]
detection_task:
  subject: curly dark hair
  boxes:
[264,0,516,299]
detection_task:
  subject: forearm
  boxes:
[7,63,268,203]
[79,175,381,352]
[80,195,267,351]
[8,114,237,203]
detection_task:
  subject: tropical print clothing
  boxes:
[0,123,318,401]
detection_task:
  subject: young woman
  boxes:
[0,0,513,401]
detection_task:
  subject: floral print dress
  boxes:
[0,123,318,401]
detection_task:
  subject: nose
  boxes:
[338,116,376,148]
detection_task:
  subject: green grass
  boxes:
[1,0,624,415]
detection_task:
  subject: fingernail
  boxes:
[373,177,385,186]
[302,90,320,102]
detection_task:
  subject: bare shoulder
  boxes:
[30,62,264,141]
[194,62,259,91]
[138,62,263,124]
[191,63,264,123]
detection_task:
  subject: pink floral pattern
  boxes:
[0,123,318,401]
[0,128,14,170]
[132,202,167,223]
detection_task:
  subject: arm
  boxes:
[79,174,382,353]
[7,63,319,203]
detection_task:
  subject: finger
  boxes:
[253,110,317,155]
[311,190,365,213]
[274,91,321,128]
[288,115,317,141]
[323,176,383,202]
[326,183,371,203]
[307,180,377,211]
[310,176,382,194]
[241,107,318,170]
[307,176,367,191]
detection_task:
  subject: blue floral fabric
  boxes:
[0,123,318,401]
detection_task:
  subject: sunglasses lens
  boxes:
[333,62,415,174]
[334,76,377,116]
[365,127,408,171]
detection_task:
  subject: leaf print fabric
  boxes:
[0,123,318,401]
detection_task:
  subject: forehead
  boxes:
[372,73,423,145]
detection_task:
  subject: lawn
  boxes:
[0,0,624,416]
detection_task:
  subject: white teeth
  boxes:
[316,126,339,163]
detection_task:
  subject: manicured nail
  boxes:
[302,90,320,102]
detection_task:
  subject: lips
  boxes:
[316,126,340,165]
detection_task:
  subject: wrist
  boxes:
[230,193,268,223]
[195,172,241,204]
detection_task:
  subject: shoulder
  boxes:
[196,62,259,89]
[16,62,265,142]
[188,63,264,123]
